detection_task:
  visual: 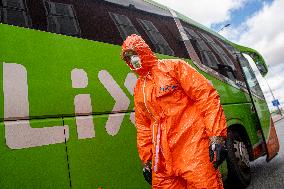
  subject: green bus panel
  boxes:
[253,96,271,140]
[222,103,260,145]
[0,119,69,189]
[0,24,133,120]
[63,113,149,189]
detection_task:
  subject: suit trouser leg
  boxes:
[181,161,224,189]
[152,171,187,189]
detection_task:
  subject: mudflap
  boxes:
[266,117,280,161]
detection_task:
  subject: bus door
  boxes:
[238,53,279,161]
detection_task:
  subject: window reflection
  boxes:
[0,0,30,27]
[109,12,139,40]
[44,0,80,36]
[137,18,174,56]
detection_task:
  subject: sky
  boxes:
[153,0,284,112]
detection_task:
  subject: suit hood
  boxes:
[121,34,158,76]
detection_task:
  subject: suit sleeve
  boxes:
[134,84,153,163]
[174,60,227,137]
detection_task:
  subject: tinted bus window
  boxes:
[137,18,174,56]
[197,30,238,81]
[3,0,26,8]
[184,27,201,40]
[200,51,219,69]
[0,0,30,27]
[23,0,123,45]
[184,26,219,69]
[1,0,188,58]
[44,0,80,36]
[109,12,140,40]
[182,22,241,81]
[216,39,246,83]
[105,0,188,57]
[221,42,239,55]
[201,33,236,70]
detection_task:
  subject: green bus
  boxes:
[0,0,279,188]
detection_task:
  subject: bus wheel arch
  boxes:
[226,124,252,188]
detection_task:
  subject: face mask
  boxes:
[130,55,142,70]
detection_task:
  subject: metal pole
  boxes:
[263,77,282,116]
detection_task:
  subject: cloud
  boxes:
[221,0,284,67]
[238,0,284,66]
[152,0,247,26]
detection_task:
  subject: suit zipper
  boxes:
[143,72,160,172]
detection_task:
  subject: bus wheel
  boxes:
[226,128,251,188]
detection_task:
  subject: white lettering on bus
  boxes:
[72,68,95,139]
[98,70,130,136]
[3,63,69,149]
[3,64,136,149]
[124,73,138,124]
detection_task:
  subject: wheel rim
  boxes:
[233,140,250,169]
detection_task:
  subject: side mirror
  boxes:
[242,52,268,77]
[254,60,268,76]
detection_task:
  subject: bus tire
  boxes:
[226,128,251,188]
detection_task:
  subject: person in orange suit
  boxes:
[121,34,227,189]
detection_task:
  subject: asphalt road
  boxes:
[247,118,284,189]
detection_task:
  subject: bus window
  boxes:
[24,0,123,45]
[211,43,236,69]
[216,40,246,83]
[199,32,215,43]
[105,0,188,57]
[0,0,30,27]
[183,23,240,82]
[238,54,265,98]
[196,32,236,72]
[109,12,140,40]
[43,1,80,36]
[199,51,219,69]
[137,18,174,56]
[1,0,188,57]
[221,42,239,55]
[184,27,202,40]
[184,26,219,69]
[196,40,211,52]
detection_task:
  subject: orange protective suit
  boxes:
[122,34,227,189]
